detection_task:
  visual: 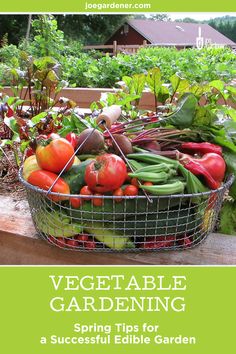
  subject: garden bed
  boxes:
[2,86,235,110]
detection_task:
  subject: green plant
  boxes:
[0,44,20,63]
[0,17,235,89]
[29,15,65,60]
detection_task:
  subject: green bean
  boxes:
[127,159,148,171]
[140,180,186,195]
[136,163,172,173]
[127,152,179,168]
[128,171,169,183]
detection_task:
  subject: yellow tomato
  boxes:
[23,155,41,180]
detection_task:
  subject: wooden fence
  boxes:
[83,40,148,55]
[84,40,236,55]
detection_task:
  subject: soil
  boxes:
[0,148,26,201]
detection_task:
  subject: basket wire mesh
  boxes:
[19,168,234,252]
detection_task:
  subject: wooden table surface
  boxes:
[0,195,236,265]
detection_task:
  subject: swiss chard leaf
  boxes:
[164,93,198,128]
[170,73,190,95]
[157,85,170,104]
[209,79,225,92]
[146,68,162,98]
[123,73,146,97]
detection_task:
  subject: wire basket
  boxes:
[19,168,234,252]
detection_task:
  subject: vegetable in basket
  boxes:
[36,207,131,249]
[180,142,223,156]
[76,128,105,154]
[36,210,81,238]
[36,136,75,173]
[65,132,79,149]
[69,197,202,238]
[83,223,132,250]
[140,180,185,195]
[84,153,127,193]
[179,153,226,189]
[23,155,41,180]
[62,160,92,194]
[28,170,70,201]
[127,151,208,195]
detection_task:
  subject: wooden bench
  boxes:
[0,195,235,265]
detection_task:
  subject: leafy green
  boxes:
[219,201,236,235]
[164,93,198,128]
[212,121,236,153]
[193,106,217,126]
[31,112,48,125]
[58,111,92,136]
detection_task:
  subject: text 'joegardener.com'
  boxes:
[85,2,151,11]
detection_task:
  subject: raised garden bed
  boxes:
[3,86,235,111]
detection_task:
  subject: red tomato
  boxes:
[123,185,138,196]
[84,153,127,193]
[65,132,79,149]
[85,241,96,249]
[143,181,153,186]
[207,193,218,210]
[66,238,79,248]
[141,236,175,249]
[183,238,192,247]
[92,193,104,207]
[36,137,75,173]
[113,187,124,202]
[70,197,83,208]
[131,177,139,187]
[80,186,93,201]
[140,241,156,249]
[27,170,70,201]
[56,237,67,247]
[75,234,89,242]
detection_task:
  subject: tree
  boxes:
[0,15,29,45]
[0,14,128,46]
[25,14,32,42]
[55,15,128,44]
[209,19,236,42]
[175,17,199,23]
[132,14,170,21]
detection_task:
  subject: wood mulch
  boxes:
[0,147,26,200]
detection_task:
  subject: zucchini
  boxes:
[83,223,130,249]
[62,160,91,194]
